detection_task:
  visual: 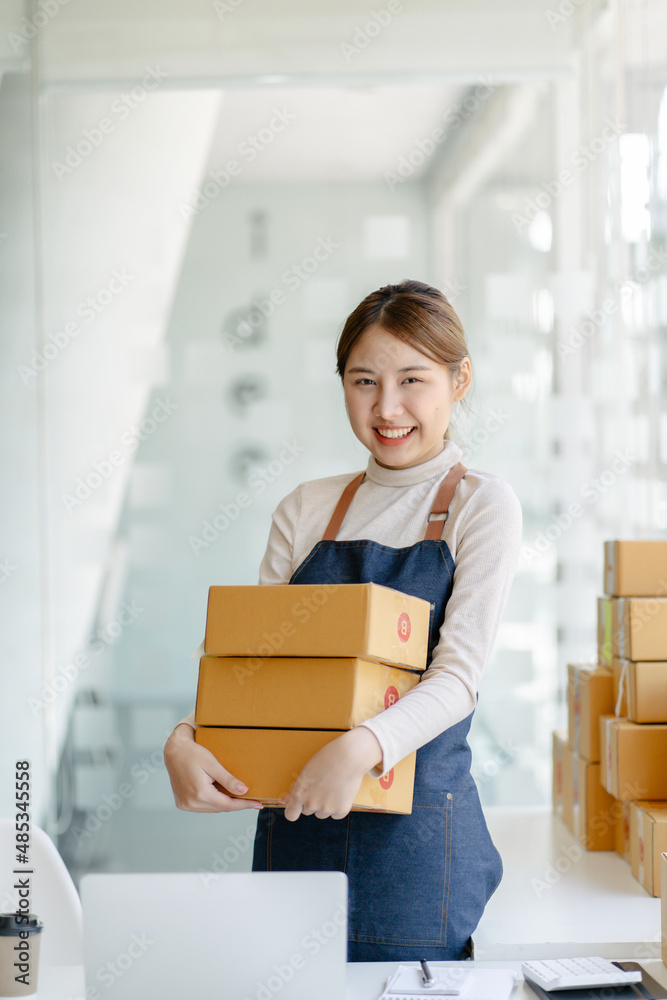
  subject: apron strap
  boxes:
[322,461,467,543]
[423,462,468,540]
[322,472,366,541]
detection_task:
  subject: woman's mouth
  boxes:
[373,426,416,445]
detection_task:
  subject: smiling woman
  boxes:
[165,278,523,963]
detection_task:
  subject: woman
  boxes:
[164,279,522,962]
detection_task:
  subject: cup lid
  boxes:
[0,914,43,935]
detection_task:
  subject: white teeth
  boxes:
[376,427,414,439]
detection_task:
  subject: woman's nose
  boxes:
[373,387,404,418]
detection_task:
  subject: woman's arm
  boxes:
[357,478,523,776]
[283,481,521,817]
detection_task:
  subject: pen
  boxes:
[420,959,435,988]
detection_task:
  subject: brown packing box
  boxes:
[560,740,575,833]
[196,726,416,814]
[598,597,615,666]
[572,752,616,851]
[662,853,667,965]
[613,659,667,723]
[552,731,566,819]
[629,802,667,897]
[615,800,631,862]
[196,655,421,729]
[612,657,628,718]
[599,715,667,800]
[615,598,667,661]
[604,540,667,598]
[567,664,613,761]
[204,583,431,671]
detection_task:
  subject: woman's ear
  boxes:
[453,357,472,401]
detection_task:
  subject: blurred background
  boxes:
[1,0,666,884]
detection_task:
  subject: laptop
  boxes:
[81,871,348,1000]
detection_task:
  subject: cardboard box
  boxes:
[599,715,667,800]
[204,584,431,671]
[613,659,667,723]
[615,598,667,661]
[611,657,628,718]
[196,726,416,814]
[598,597,615,666]
[560,740,575,833]
[661,853,667,965]
[195,655,421,729]
[552,731,566,819]
[604,541,667,598]
[629,802,667,896]
[615,800,631,862]
[572,753,616,851]
[567,664,613,761]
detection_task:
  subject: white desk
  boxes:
[34,960,667,1000]
[476,807,662,959]
[34,807,665,996]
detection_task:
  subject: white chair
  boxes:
[0,819,82,964]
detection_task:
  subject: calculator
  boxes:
[521,958,643,992]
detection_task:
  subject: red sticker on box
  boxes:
[384,685,399,709]
[397,612,411,643]
[379,768,394,789]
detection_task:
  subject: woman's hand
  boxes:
[282,728,383,822]
[163,723,263,813]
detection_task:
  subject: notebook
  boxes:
[379,967,517,1000]
[80,870,348,1000]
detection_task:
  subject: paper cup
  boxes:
[0,915,43,998]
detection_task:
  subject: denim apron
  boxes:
[252,461,502,962]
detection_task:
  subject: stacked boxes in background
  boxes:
[195,583,431,814]
[553,541,667,894]
[628,803,667,896]
[563,663,616,850]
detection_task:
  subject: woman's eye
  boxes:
[353,377,423,386]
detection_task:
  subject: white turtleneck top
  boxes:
[182,440,523,779]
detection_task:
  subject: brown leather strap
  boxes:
[322,472,366,541]
[322,462,466,543]
[423,462,467,540]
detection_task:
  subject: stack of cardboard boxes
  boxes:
[195,582,431,814]
[553,541,667,897]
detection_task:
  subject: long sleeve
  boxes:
[256,484,301,586]
[359,479,522,774]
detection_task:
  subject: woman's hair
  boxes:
[336,279,470,383]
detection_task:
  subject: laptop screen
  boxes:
[81,871,348,1000]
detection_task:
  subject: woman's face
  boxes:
[342,324,471,470]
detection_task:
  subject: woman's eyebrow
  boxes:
[347,364,433,374]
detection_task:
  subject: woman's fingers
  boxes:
[282,795,303,822]
[205,753,249,797]
[164,725,262,813]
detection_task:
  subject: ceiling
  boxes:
[0,0,579,86]
[204,83,466,182]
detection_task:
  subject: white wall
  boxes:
[0,70,46,822]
